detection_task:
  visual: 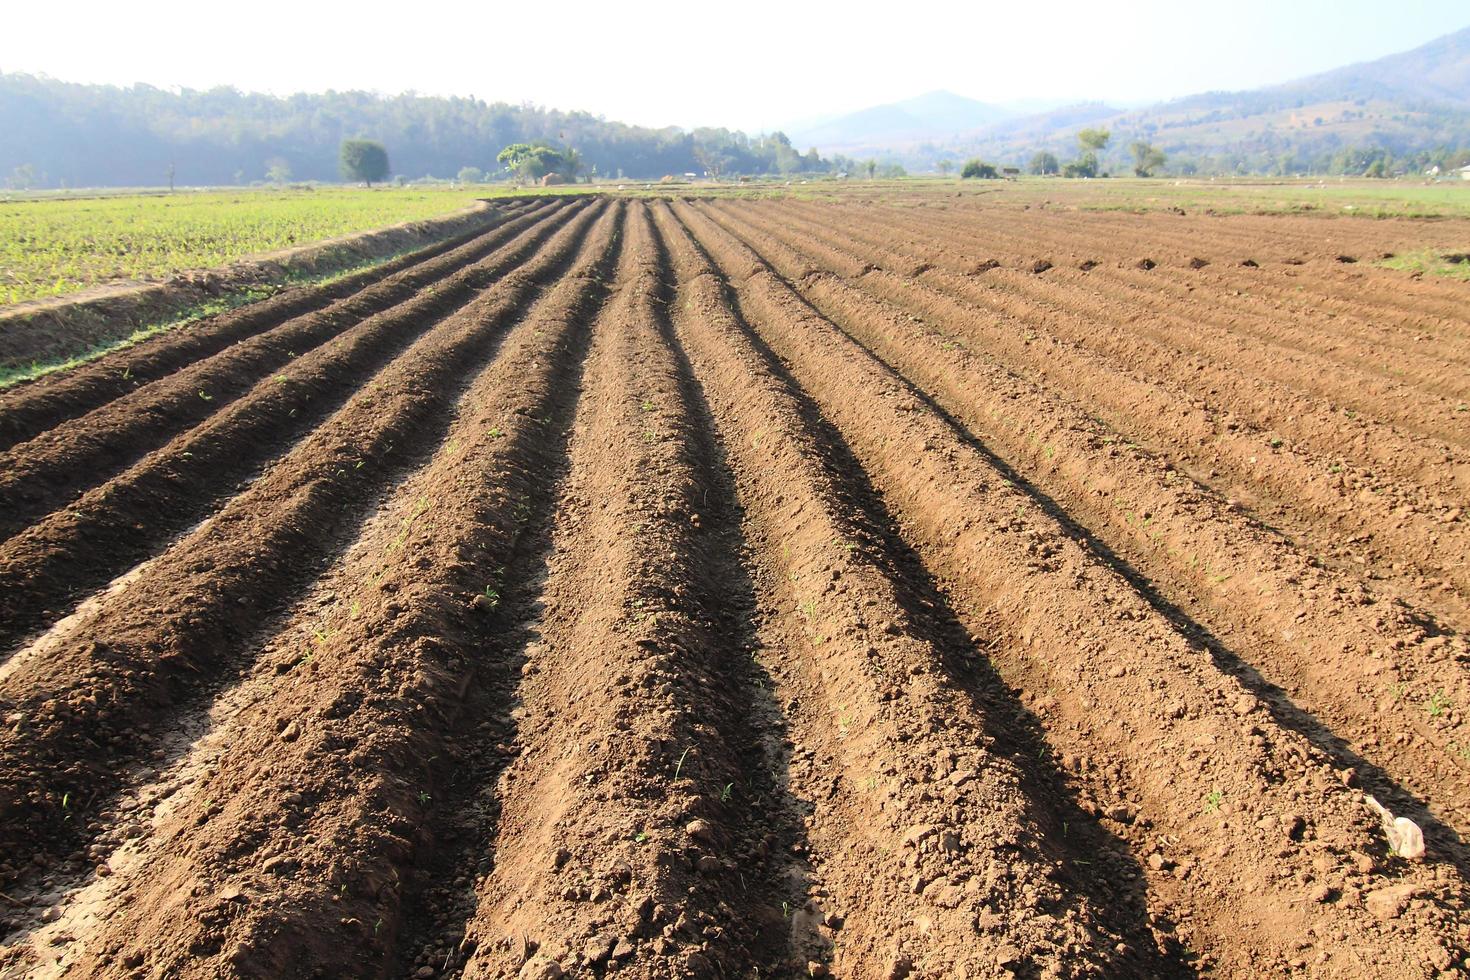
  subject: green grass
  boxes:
[0,185,519,305]
[1379,249,1470,281]
[0,245,429,389]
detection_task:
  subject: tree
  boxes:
[7,163,36,190]
[1028,151,1060,176]
[496,142,565,182]
[457,166,484,183]
[560,148,584,182]
[340,139,390,186]
[265,157,292,185]
[937,159,953,177]
[961,159,999,179]
[864,159,877,180]
[1078,128,1111,153]
[1130,141,1166,177]
[1062,153,1099,178]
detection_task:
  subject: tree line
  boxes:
[0,73,844,189]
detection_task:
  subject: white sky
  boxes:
[2,1,1466,132]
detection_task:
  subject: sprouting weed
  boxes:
[674,747,691,780]
[1204,789,1223,813]
[417,791,431,805]
[634,830,648,843]
[198,389,213,401]
[488,427,503,439]
[1427,689,1450,719]
[640,399,655,412]
[720,783,734,804]
[782,901,792,919]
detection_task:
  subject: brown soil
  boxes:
[0,196,1465,979]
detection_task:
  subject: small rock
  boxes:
[947,769,976,788]
[582,936,613,964]
[551,847,571,871]
[280,721,301,742]
[415,967,436,979]
[685,819,715,843]
[610,938,635,961]
[1365,884,1422,921]
[696,855,721,875]
[884,954,914,979]
[1309,884,1333,904]
[519,955,563,980]
[995,943,1024,967]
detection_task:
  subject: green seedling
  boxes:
[417,791,431,805]
[720,782,734,803]
[641,399,655,412]
[198,389,213,401]
[1427,689,1450,719]
[1204,789,1223,813]
[634,830,648,843]
[674,747,691,780]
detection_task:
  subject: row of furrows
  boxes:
[694,201,1470,849]
[0,197,538,454]
[0,198,609,881]
[0,198,565,543]
[667,198,1468,977]
[0,198,1465,979]
[450,199,791,977]
[651,201,1171,977]
[14,202,628,980]
[0,200,583,656]
[1015,207,1470,335]
[766,198,1470,440]
[709,198,1470,623]
[886,202,1470,340]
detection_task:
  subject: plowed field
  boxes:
[0,194,1466,979]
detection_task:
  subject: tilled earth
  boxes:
[0,194,1467,978]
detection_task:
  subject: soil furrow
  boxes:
[673,197,1469,977]
[705,200,1470,622]
[0,199,537,453]
[653,200,1178,977]
[771,200,1470,429]
[698,203,1470,845]
[0,202,625,980]
[456,203,792,978]
[0,199,569,542]
[0,201,614,877]
[0,200,584,656]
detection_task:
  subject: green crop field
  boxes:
[0,185,530,305]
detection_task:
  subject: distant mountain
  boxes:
[1272,25,1470,106]
[786,90,1014,155]
[799,25,1470,173]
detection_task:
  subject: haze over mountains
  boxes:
[3,23,1469,188]
[788,25,1470,172]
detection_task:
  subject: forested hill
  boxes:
[0,74,840,188]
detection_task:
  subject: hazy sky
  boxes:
[3,1,1466,132]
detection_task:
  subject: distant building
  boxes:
[1459,165,1470,181]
